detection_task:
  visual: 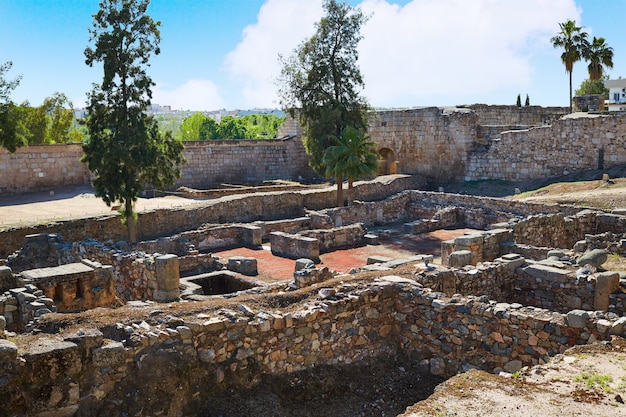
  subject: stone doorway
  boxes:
[378,147,398,175]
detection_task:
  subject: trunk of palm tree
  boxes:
[347,178,354,206]
[336,177,344,207]
[569,70,573,113]
[125,199,137,242]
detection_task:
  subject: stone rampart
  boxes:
[466,114,626,180]
[465,104,568,126]
[0,144,91,195]
[179,138,315,189]
[1,277,621,416]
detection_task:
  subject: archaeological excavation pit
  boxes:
[180,270,262,298]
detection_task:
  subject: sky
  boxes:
[1,0,625,111]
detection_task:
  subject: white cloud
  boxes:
[152,79,226,111]
[224,0,324,108]
[359,0,581,106]
[224,0,580,108]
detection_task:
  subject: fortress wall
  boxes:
[465,114,626,181]
[0,144,91,195]
[178,138,315,189]
[368,108,478,180]
[466,104,568,126]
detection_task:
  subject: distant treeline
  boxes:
[168,112,286,141]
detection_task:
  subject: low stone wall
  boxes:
[0,175,424,259]
[465,104,568,126]
[300,223,366,253]
[1,276,622,416]
[270,231,319,260]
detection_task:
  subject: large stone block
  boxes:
[155,254,180,292]
[594,271,620,311]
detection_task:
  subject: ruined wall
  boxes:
[178,138,315,189]
[466,114,626,181]
[0,144,91,195]
[367,108,477,180]
[0,175,423,258]
[0,278,620,416]
[465,104,568,126]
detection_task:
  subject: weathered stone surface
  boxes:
[92,341,125,367]
[577,249,609,268]
[566,310,589,328]
[594,271,620,311]
[448,250,473,267]
[0,339,17,362]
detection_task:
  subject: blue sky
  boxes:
[1,0,624,111]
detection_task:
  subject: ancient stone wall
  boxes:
[0,175,423,258]
[464,104,568,126]
[368,108,478,180]
[0,144,91,195]
[179,138,315,189]
[1,278,621,416]
[466,114,626,180]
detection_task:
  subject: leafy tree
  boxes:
[322,126,378,206]
[218,115,247,139]
[551,20,588,113]
[516,94,521,107]
[278,0,371,182]
[82,0,185,242]
[582,36,614,96]
[43,93,77,144]
[0,61,26,152]
[525,94,530,107]
[575,76,609,98]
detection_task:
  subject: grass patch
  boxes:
[574,372,614,393]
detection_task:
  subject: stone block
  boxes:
[155,254,180,294]
[594,271,620,311]
[227,256,258,276]
[0,339,18,362]
[521,264,572,284]
[367,256,393,265]
[577,249,608,268]
[566,310,589,328]
[92,341,125,367]
[363,233,379,245]
[295,258,315,272]
[448,250,473,268]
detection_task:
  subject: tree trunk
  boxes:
[569,70,573,113]
[347,178,354,206]
[336,178,344,207]
[125,199,137,243]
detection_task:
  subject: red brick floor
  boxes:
[213,228,479,283]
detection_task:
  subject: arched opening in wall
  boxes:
[378,148,398,175]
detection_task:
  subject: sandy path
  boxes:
[0,185,206,228]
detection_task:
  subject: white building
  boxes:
[605,79,626,111]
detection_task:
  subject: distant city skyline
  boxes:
[1,0,624,111]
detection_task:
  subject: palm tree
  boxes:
[583,36,614,96]
[322,126,379,207]
[551,20,588,113]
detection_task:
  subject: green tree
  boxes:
[575,76,609,98]
[516,94,521,107]
[218,115,247,139]
[525,94,530,107]
[278,0,370,181]
[82,0,185,242]
[180,112,206,141]
[43,93,77,144]
[582,36,614,96]
[551,20,588,113]
[0,61,26,152]
[322,126,378,206]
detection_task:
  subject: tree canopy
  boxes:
[82,0,185,242]
[322,126,378,206]
[178,112,285,140]
[551,20,588,113]
[278,0,371,179]
[0,61,26,152]
[575,75,609,98]
[582,36,614,96]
